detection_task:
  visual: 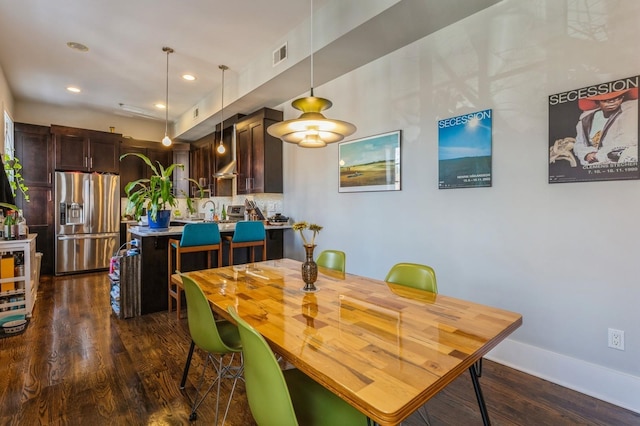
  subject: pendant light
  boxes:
[267,0,356,148]
[216,65,228,154]
[161,46,174,147]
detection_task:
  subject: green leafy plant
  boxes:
[292,221,323,246]
[3,153,29,203]
[120,152,184,221]
[183,178,205,215]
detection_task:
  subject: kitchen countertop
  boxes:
[129,221,290,237]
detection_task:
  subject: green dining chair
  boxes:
[384,262,437,424]
[315,249,346,273]
[384,262,437,293]
[227,306,367,426]
[181,274,243,423]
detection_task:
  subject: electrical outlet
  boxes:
[608,328,625,351]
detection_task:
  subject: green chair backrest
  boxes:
[316,250,346,273]
[227,306,299,426]
[232,221,266,243]
[384,262,438,293]
[181,274,237,354]
[180,222,221,246]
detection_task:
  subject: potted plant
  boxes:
[120,152,184,229]
[183,178,206,218]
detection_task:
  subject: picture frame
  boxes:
[438,109,492,189]
[338,130,401,193]
[548,75,639,183]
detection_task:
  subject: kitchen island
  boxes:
[129,223,289,315]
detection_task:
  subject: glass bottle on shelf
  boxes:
[4,210,15,240]
[17,209,27,239]
[14,252,25,290]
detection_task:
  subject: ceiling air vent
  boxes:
[273,42,287,67]
[193,107,199,119]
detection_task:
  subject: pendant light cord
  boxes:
[310,0,314,97]
[221,65,225,143]
[165,49,169,136]
[162,47,174,139]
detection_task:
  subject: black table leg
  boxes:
[180,340,196,389]
[469,365,491,426]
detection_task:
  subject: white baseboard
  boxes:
[486,339,640,414]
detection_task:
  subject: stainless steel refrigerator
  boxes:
[55,172,120,275]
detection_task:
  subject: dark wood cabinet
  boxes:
[236,108,283,194]
[52,125,120,173]
[14,123,54,275]
[119,145,146,195]
[189,116,243,197]
[119,140,173,196]
[189,140,211,196]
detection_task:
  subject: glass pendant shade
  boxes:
[162,135,172,146]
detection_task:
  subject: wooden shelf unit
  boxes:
[0,235,38,321]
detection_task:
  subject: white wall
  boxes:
[15,100,165,142]
[281,0,640,412]
[0,64,15,152]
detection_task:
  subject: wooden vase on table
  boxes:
[301,244,318,292]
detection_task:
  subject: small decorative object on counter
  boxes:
[292,221,323,292]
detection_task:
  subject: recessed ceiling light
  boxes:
[67,41,89,52]
[67,86,81,93]
[155,103,166,109]
[182,74,196,81]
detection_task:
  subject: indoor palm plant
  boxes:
[120,152,184,228]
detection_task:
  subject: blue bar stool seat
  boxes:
[225,221,266,265]
[168,223,222,319]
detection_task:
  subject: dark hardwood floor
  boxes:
[1,273,638,425]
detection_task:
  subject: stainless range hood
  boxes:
[213,160,236,178]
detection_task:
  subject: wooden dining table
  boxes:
[173,259,522,425]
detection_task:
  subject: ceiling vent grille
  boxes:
[273,43,287,67]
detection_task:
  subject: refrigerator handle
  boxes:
[84,177,92,228]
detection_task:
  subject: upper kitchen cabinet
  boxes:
[52,125,120,173]
[236,108,283,194]
[119,139,173,196]
[189,114,243,197]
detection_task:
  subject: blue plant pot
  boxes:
[148,210,171,229]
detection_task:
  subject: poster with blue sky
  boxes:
[438,109,492,189]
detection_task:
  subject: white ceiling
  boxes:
[0,0,500,141]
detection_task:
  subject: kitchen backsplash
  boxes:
[120,193,285,220]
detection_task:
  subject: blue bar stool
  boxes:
[225,221,266,265]
[168,223,222,319]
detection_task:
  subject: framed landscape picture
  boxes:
[338,130,401,193]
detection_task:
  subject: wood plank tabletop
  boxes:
[175,259,522,425]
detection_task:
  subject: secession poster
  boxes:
[549,75,640,183]
[438,109,492,189]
